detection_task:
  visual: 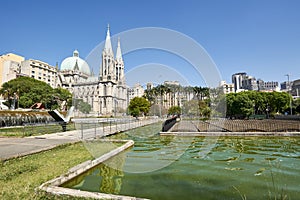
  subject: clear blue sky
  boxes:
[1,0,300,86]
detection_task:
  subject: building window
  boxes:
[32,71,35,74]
[104,85,107,96]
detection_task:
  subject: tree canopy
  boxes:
[0,77,72,110]
[168,106,181,116]
[143,84,211,117]
[128,97,150,117]
[74,99,91,114]
[226,91,291,118]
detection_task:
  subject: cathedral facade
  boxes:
[59,26,128,115]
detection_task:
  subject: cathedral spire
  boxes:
[115,37,123,61]
[104,24,113,53]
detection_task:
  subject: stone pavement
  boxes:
[0,138,76,160]
[0,130,80,161]
[0,118,160,161]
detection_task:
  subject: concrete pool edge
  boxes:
[38,139,149,200]
[159,131,300,137]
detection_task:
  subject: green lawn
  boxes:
[0,123,76,138]
[0,142,94,199]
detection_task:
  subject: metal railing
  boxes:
[73,117,161,140]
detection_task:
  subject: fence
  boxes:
[73,117,161,140]
[196,119,300,132]
[0,122,75,137]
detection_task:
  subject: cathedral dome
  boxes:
[60,50,91,75]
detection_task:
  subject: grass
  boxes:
[0,123,76,138]
[0,142,94,199]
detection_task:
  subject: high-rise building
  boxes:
[291,79,300,97]
[232,72,247,92]
[264,81,279,91]
[242,75,258,91]
[21,59,58,88]
[232,72,279,92]
[0,53,25,87]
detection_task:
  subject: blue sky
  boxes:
[1,0,300,87]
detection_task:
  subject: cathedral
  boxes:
[59,26,127,115]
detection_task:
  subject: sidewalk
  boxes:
[0,118,160,161]
[0,130,80,161]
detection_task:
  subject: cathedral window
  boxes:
[116,68,118,80]
[103,99,106,108]
[104,85,107,96]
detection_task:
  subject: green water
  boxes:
[63,123,300,200]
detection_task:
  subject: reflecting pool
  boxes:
[63,123,300,200]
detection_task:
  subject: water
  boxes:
[63,123,300,200]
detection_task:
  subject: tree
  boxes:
[0,77,52,109]
[192,86,210,117]
[78,101,91,114]
[128,97,150,117]
[226,91,291,118]
[74,99,91,114]
[294,98,300,114]
[143,89,156,106]
[193,86,209,101]
[0,77,72,110]
[51,88,72,111]
[168,106,181,116]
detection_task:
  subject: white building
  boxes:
[21,59,58,88]
[59,26,127,116]
[128,83,144,101]
[219,81,234,94]
[58,50,91,90]
[0,53,59,88]
[0,26,145,115]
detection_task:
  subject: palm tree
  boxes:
[143,88,156,106]
[194,86,210,100]
[156,85,168,117]
[193,86,210,117]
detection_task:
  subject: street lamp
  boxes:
[285,74,292,115]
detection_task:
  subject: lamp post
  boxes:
[285,74,292,115]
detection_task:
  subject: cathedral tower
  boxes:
[100,24,115,82]
[115,37,125,85]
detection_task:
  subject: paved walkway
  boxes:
[168,120,199,132]
[0,118,159,161]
